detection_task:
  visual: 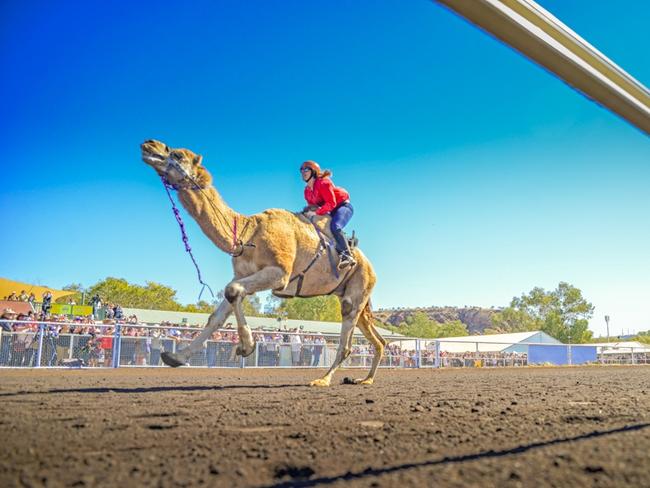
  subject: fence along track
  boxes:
[1,320,648,368]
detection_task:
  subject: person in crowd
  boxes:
[43,322,60,366]
[206,329,220,367]
[81,332,100,367]
[27,293,36,306]
[105,303,115,320]
[312,334,325,366]
[290,328,302,365]
[100,332,113,367]
[114,304,123,320]
[7,291,18,301]
[227,330,239,364]
[18,290,29,302]
[149,329,162,366]
[134,329,148,365]
[41,291,53,315]
[0,308,18,365]
[89,294,102,320]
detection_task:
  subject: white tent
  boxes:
[390,331,561,353]
[591,341,650,355]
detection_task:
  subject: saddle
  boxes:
[274,220,359,298]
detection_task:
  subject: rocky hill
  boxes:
[374,306,500,335]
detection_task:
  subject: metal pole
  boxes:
[112,324,121,368]
[434,340,441,368]
[35,323,45,367]
[605,315,610,343]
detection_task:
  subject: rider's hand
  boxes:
[303,210,316,220]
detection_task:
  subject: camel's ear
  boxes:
[193,154,203,166]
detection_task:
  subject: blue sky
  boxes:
[1,1,648,336]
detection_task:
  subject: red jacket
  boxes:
[304,177,350,215]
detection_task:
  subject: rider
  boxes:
[300,160,356,269]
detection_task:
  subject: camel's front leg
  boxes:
[161,299,232,367]
[225,267,288,357]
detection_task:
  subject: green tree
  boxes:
[435,320,469,338]
[181,300,216,313]
[488,307,537,333]
[87,277,182,310]
[636,330,650,345]
[242,294,263,317]
[402,311,439,338]
[57,283,84,304]
[278,296,342,322]
[490,282,594,343]
[385,312,469,339]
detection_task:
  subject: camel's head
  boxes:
[141,139,212,189]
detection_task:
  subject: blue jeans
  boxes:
[330,202,353,254]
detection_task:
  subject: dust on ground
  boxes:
[1,366,648,487]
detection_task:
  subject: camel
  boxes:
[140,140,386,386]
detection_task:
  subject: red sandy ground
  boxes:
[0,366,649,487]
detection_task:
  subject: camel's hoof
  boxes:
[236,343,255,358]
[161,352,185,368]
[309,378,331,387]
[343,377,374,385]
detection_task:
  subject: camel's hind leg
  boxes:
[310,268,375,387]
[352,302,386,385]
[309,317,357,387]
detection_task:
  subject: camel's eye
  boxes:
[171,152,181,160]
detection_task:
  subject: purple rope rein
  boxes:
[161,176,215,302]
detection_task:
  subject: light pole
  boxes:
[605,315,610,343]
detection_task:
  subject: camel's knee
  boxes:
[342,347,352,361]
[224,282,246,303]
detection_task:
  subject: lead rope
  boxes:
[161,176,215,302]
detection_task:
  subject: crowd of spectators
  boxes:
[0,308,541,369]
[3,290,39,306]
[4,306,646,368]
[0,307,333,368]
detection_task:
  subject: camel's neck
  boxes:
[176,185,250,254]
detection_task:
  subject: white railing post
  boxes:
[434,340,441,368]
[35,323,45,368]
[111,324,121,368]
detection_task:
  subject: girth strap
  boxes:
[287,243,325,296]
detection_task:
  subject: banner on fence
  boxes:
[51,304,93,316]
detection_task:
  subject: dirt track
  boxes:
[1,366,649,487]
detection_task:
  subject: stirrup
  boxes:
[337,253,356,270]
